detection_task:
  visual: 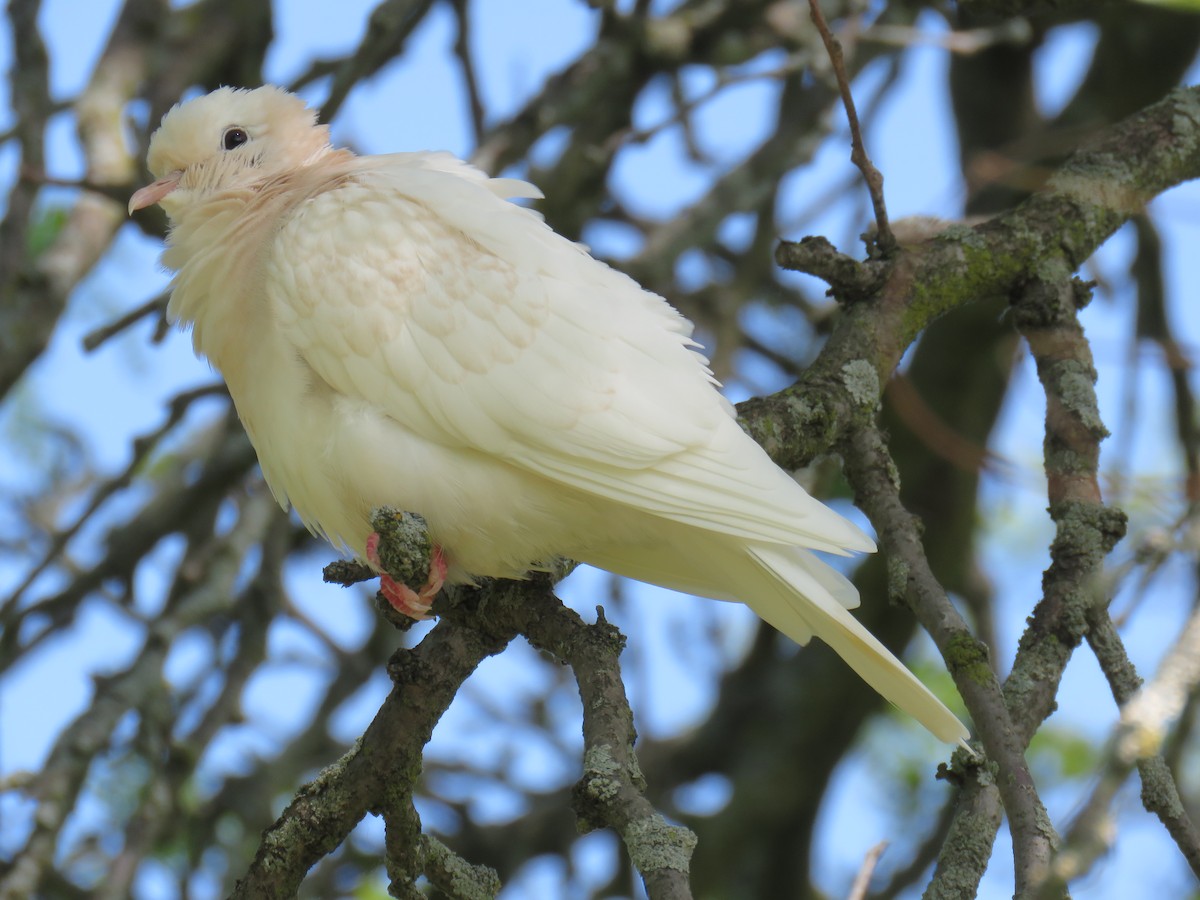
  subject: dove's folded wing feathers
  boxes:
[266,154,873,557]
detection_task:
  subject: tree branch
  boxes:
[752,85,1200,470]
[840,421,1052,897]
[1005,271,1120,894]
[1058,604,1200,884]
[740,73,1200,900]
[318,0,437,123]
[0,0,54,401]
[230,595,516,898]
[308,511,695,897]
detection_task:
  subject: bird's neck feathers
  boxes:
[164,194,275,373]
[163,149,356,370]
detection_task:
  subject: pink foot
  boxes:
[365,533,447,621]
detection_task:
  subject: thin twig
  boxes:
[847,841,888,900]
[17,166,133,202]
[806,0,895,254]
[448,0,485,146]
[81,293,169,351]
[870,797,960,899]
[605,53,806,154]
[318,0,438,124]
[0,382,227,619]
[1032,604,1200,896]
[1089,606,1200,880]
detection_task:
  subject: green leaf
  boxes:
[27,205,69,260]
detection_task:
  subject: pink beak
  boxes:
[128,172,181,214]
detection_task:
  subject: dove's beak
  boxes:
[128,172,181,215]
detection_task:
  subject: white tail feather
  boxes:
[585,529,969,746]
[744,546,970,746]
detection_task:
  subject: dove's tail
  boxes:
[740,544,970,747]
[585,534,969,746]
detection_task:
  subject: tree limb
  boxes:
[749,85,1200,470]
[298,511,696,898]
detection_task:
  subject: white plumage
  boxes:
[131,85,968,745]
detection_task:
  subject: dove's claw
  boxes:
[365,534,447,621]
[427,544,448,591]
[378,573,435,620]
[364,531,384,568]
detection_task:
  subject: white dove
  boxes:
[129,85,968,745]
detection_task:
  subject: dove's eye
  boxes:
[222,127,249,151]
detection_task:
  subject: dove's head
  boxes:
[129,86,333,218]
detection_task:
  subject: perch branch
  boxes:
[314,510,694,898]
[437,581,697,897]
[230,590,516,898]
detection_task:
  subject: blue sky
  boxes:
[2,3,1199,898]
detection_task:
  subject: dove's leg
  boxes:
[365,534,447,621]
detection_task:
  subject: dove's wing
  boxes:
[265,152,871,556]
